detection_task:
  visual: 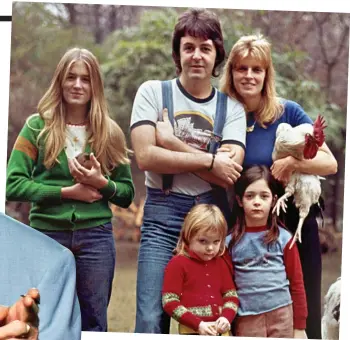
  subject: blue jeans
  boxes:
[41,222,116,332]
[134,187,215,334]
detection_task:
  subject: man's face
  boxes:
[179,35,216,82]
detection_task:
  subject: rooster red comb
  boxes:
[304,115,327,159]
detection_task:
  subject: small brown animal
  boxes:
[75,152,93,170]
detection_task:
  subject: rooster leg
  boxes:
[272,192,292,216]
[289,216,306,249]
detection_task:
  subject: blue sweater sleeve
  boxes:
[283,100,313,126]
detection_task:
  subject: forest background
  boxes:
[6,1,349,333]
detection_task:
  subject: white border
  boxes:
[0,1,349,340]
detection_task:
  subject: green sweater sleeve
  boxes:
[98,162,135,208]
[6,116,62,203]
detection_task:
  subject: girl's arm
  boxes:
[162,257,203,332]
[68,154,135,208]
[6,126,103,204]
[219,254,239,323]
[283,239,308,331]
[6,127,62,204]
[98,162,135,208]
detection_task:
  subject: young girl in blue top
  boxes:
[227,165,307,338]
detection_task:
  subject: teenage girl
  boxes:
[6,48,134,332]
[162,204,239,336]
[227,165,307,339]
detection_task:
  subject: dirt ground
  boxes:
[106,235,343,335]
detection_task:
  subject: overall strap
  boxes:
[208,91,231,226]
[160,80,174,126]
[208,91,228,154]
[160,80,174,191]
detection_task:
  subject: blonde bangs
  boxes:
[175,204,227,256]
[232,39,270,70]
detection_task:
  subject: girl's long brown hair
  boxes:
[175,204,227,257]
[228,165,283,253]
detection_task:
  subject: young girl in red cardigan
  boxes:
[162,204,239,336]
[227,165,308,338]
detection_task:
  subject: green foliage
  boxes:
[101,7,346,151]
[11,2,102,92]
[273,50,346,149]
[9,4,346,226]
[101,9,178,136]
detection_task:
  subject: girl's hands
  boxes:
[293,329,308,339]
[68,153,108,189]
[215,316,231,334]
[198,321,218,336]
[61,183,102,203]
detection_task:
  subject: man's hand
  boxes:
[293,329,308,339]
[0,288,40,340]
[271,156,296,185]
[198,321,218,336]
[156,108,176,149]
[211,151,243,186]
[215,316,231,334]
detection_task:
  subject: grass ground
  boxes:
[107,238,342,335]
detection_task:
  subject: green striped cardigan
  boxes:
[6,114,135,231]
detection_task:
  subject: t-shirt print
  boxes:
[174,111,214,151]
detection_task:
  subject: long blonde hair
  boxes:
[220,34,283,127]
[175,204,227,256]
[33,47,129,174]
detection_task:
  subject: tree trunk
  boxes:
[332,147,344,232]
[93,4,103,44]
[109,5,117,32]
[64,3,77,26]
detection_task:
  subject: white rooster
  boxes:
[272,115,326,249]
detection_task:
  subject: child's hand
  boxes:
[198,321,217,336]
[68,154,108,189]
[293,329,308,339]
[215,316,231,334]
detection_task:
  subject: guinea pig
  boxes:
[75,152,93,170]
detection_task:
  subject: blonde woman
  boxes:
[220,35,337,339]
[6,48,135,332]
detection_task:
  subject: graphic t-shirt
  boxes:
[130,78,246,195]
